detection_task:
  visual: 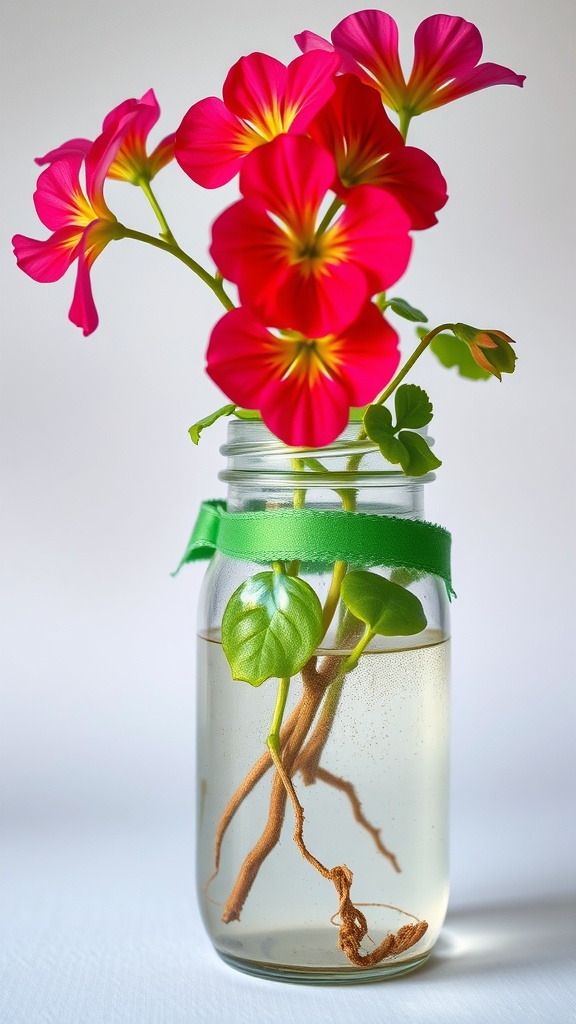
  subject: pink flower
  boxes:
[174,50,340,188]
[210,134,412,338]
[12,106,147,335]
[296,12,525,117]
[206,303,400,447]
[36,89,175,186]
[308,75,447,229]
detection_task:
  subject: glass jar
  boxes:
[194,420,450,984]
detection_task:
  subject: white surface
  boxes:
[1,0,576,1020]
[2,818,575,1024]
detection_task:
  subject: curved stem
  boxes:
[117,225,235,311]
[317,196,343,235]
[268,677,291,757]
[356,323,454,440]
[398,108,412,142]
[139,180,176,245]
[321,561,348,637]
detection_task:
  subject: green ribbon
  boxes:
[176,499,454,597]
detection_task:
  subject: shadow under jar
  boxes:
[195,420,451,984]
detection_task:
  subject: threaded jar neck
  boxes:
[220,420,435,518]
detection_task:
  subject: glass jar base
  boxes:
[214,927,433,985]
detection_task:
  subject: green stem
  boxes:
[356,323,454,440]
[291,458,306,511]
[317,196,343,235]
[398,108,412,142]
[268,677,291,757]
[139,180,176,245]
[117,225,234,311]
[342,625,376,674]
[321,560,348,637]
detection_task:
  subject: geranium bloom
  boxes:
[36,89,175,186]
[296,12,525,118]
[307,75,447,229]
[12,107,148,335]
[210,135,412,338]
[174,50,340,188]
[206,303,400,447]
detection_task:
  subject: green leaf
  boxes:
[341,570,427,636]
[429,331,491,380]
[221,571,323,686]
[189,403,237,444]
[397,431,442,476]
[394,384,434,429]
[386,297,428,323]
[363,403,394,440]
[374,432,406,466]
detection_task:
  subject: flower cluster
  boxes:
[13,10,524,447]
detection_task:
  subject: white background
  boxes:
[1,1,575,1021]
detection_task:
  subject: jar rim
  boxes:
[219,420,436,487]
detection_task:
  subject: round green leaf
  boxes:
[394,384,434,430]
[222,571,323,686]
[341,570,427,637]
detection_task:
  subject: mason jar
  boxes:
[193,419,451,983]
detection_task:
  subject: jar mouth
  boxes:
[219,420,437,488]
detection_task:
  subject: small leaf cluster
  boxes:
[363,384,441,477]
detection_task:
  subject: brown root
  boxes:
[221,661,327,923]
[269,729,427,968]
[313,766,401,873]
[205,699,301,893]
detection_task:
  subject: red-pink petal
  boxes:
[35,138,92,166]
[363,145,448,230]
[330,302,400,405]
[12,225,81,282]
[206,307,295,408]
[211,193,369,336]
[175,97,257,188]
[261,367,350,447]
[33,154,87,231]
[294,30,367,76]
[281,51,340,133]
[147,132,176,177]
[102,88,160,140]
[222,52,288,131]
[331,10,406,107]
[271,257,368,337]
[308,75,446,228]
[310,74,404,172]
[206,307,350,447]
[69,250,99,336]
[206,304,401,448]
[67,220,115,335]
[85,107,142,215]
[239,134,336,226]
[335,186,412,294]
[210,197,288,295]
[407,15,525,113]
[105,89,175,182]
[419,61,526,111]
